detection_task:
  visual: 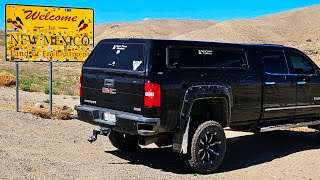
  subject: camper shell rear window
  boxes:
[84,42,145,71]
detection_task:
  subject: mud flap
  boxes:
[172,117,191,154]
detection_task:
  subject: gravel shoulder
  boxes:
[0,107,319,179]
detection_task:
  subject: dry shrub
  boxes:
[29,108,52,119]
[28,106,73,120]
[0,72,16,86]
[54,107,73,120]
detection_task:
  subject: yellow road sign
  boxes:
[5,4,94,62]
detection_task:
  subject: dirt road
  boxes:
[0,107,319,179]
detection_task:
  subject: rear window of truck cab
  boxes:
[84,42,145,71]
[167,46,247,68]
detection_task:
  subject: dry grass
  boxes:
[29,108,52,119]
[0,72,16,86]
[54,107,74,120]
[25,106,74,120]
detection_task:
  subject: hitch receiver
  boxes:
[88,128,110,143]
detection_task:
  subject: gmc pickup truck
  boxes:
[75,38,320,174]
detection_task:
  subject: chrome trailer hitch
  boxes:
[88,127,110,143]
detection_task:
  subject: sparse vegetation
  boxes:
[0,61,82,96]
[44,86,50,94]
[20,77,33,91]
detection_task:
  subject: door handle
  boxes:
[297,81,306,85]
[297,79,306,85]
[265,82,275,85]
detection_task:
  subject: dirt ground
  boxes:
[0,88,319,179]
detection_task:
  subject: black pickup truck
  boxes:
[75,38,320,174]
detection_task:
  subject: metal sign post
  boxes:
[49,60,53,114]
[16,62,19,112]
[49,61,53,113]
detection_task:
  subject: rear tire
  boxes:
[186,121,226,174]
[109,130,141,152]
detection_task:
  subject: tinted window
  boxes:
[84,43,145,71]
[262,51,288,74]
[168,47,246,68]
[288,52,314,74]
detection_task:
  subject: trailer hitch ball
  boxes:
[88,128,110,143]
[88,130,99,143]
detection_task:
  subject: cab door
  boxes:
[261,50,296,119]
[286,50,320,117]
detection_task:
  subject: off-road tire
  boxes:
[109,130,141,152]
[186,121,226,174]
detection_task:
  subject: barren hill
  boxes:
[94,19,217,43]
[175,5,320,57]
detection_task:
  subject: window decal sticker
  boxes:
[198,50,213,55]
[133,60,142,70]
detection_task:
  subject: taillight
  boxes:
[79,75,83,96]
[144,81,161,107]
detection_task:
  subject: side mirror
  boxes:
[316,69,320,76]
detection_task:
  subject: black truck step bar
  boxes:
[258,120,320,132]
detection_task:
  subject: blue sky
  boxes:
[1,0,319,29]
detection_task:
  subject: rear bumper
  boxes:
[75,105,160,136]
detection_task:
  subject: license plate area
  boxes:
[103,112,116,124]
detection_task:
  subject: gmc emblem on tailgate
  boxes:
[102,87,116,94]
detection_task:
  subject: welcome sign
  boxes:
[5,4,94,62]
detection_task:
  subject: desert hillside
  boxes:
[94,19,217,43]
[175,5,320,58]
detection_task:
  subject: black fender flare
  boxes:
[179,85,232,130]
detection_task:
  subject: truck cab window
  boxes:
[262,51,288,74]
[288,52,314,74]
